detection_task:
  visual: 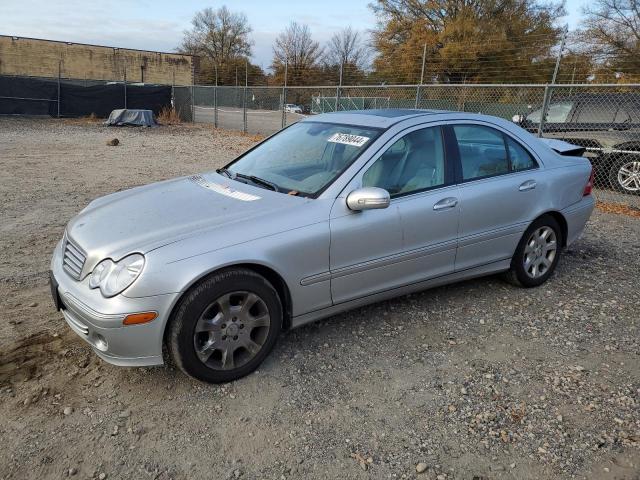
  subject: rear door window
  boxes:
[452,124,538,181]
[506,137,537,171]
[453,125,509,180]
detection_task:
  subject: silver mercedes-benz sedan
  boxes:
[50,109,595,383]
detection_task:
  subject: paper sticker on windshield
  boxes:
[327,133,370,147]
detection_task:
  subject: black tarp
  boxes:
[0,75,171,118]
[0,75,58,115]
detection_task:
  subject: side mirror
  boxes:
[346,187,390,211]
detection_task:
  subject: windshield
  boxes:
[527,101,573,123]
[226,122,381,196]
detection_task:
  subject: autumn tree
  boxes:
[272,22,324,85]
[370,0,565,84]
[554,47,597,84]
[179,6,264,85]
[578,0,640,82]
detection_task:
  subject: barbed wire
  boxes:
[2,33,639,86]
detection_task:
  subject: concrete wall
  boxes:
[0,36,197,85]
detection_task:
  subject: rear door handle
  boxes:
[519,180,537,192]
[433,197,458,211]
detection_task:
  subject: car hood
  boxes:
[65,172,302,273]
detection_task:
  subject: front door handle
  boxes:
[519,180,537,192]
[433,197,458,211]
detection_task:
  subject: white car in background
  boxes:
[284,104,303,114]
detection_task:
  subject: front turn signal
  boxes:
[123,311,158,326]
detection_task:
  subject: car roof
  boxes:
[304,109,449,129]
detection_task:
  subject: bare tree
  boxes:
[179,5,253,83]
[272,22,323,84]
[324,27,370,69]
[580,0,640,75]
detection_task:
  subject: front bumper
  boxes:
[50,240,180,367]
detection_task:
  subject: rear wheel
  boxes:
[167,268,282,383]
[505,215,562,288]
[609,156,640,195]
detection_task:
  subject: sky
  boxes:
[1,0,589,68]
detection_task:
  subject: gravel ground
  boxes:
[0,118,638,480]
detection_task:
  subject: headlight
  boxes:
[89,254,145,297]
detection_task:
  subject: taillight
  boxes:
[583,169,594,196]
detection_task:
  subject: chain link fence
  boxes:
[0,73,172,117]
[1,73,637,206]
[174,83,640,207]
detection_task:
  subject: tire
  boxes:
[505,215,563,288]
[167,268,282,383]
[609,156,640,195]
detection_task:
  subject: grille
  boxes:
[62,235,86,280]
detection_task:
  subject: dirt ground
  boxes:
[0,118,638,480]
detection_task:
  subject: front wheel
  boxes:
[505,215,563,288]
[609,156,640,195]
[167,268,282,383]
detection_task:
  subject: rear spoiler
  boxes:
[539,138,586,156]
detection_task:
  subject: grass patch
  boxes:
[157,106,182,125]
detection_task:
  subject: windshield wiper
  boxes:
[235,173,279,192]
[216,167,234,179]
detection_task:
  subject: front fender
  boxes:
[122,219,332,318]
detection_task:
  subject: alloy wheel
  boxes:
[523,226,557,279]
[193,291,271,370]
[617,160,640,193]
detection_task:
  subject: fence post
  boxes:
[57,60,61,118]
[415,43,427,109]
[335,64,343,112]
[123,60,127,109]
[281,61,288,129]
[214,87,218,128]
[537,85,551,138]
[551,25,568,85]
[214,65,218,128]
[243,88,248,133]
[243,61,248,133]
